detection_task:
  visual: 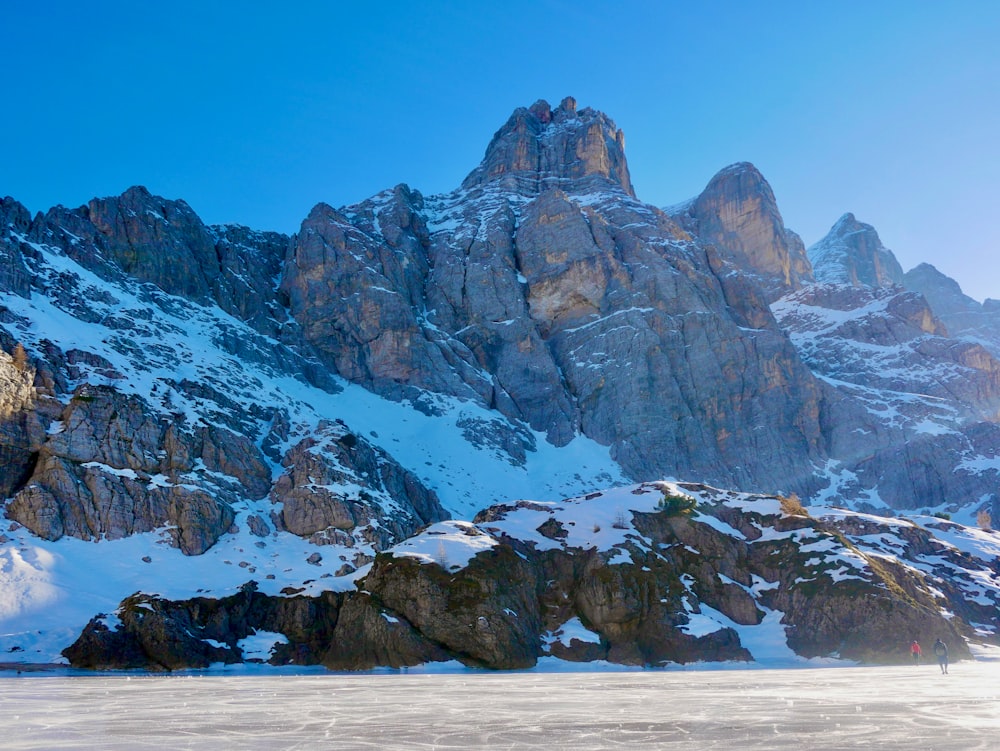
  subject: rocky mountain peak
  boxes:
[1,196,33,233]
[903,263,1000,356]
[461,97,634,198]
[674,162,813,301]
[809,213,904,288]
[903,263,971,310]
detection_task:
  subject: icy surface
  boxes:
[2,663,1000,749]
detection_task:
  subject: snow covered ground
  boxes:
[2,660,999,749]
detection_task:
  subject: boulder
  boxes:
[363,544,542,669]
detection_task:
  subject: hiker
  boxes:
[933,638,949,674]
[910,640,922,664]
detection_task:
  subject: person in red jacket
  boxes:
[910,640,922,664]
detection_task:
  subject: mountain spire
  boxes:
[676,162,813,300]
[461,97,634,197]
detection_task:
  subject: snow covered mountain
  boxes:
[2,97,1000,668]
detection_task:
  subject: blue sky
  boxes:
[3,1,998,300]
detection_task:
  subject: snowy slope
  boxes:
[0,229,627,663]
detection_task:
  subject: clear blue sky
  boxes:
[3,1,999,301]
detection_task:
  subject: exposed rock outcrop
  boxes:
[271,420,447,549]
[462,96,634,197]
[18,187,291,339]
[671,162,813,300]
[0,340,46,501]
[63,484,976,671]
[0,198,34,299]
[4,385,252,555]
[808,213,905,288]
[904,262,1000,360]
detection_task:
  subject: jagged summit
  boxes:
[809,213,904,288]
[460,96,634,198]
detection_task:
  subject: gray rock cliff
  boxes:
[461,96,634,198]
[670,162,814,300]
[280,104,829,494]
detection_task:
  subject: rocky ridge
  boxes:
[771,215,1000,513]
[0,213,449,563]
[62,483,986,671]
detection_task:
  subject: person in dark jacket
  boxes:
[933,638,949,674]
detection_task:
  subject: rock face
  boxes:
[461,96,634,198]
[0,190,445,559]
[270,420,447,554]
[808,213,904,288]
[2,387,446,557]
[63,484,977,671]
[5,385,257,554]
[280,106,828,494]
[670,162,813,300]
[0,198,34,299]
[0,341,44,501]
[26,186,291,338]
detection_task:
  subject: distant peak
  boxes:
[809,213,903,288]
[122,185,153,200]
[909,262,943,276]
[827,213,881,243]
[903,262,965,294]
[830,213,865,232]
[461,98,633,197]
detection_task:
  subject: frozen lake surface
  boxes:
[2,662,999,749]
